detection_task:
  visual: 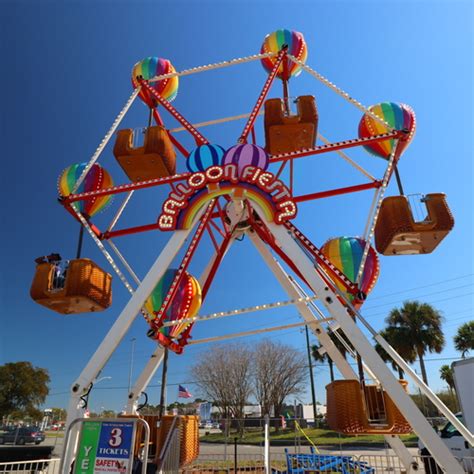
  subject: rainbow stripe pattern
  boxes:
[321,237,380,309]
[131,57,179,107]
[177,183,275,230]
[260,29,308,79]
[145,269,202,339]
[58,163,113,217]
[358,102,416,159]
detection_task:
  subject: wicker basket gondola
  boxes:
[264,95,318,155]
[114,126,176,182]
[374,194,454,255]
[155,415,199,467]
[30,258,112,314]
[326,379,412,435]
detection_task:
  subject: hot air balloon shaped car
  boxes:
[145,269,202,353]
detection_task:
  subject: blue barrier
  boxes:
[285,447,374,474]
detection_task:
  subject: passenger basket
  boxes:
[155,415,199,467]
[113,126,176,182]
[30,258,112,314]
[326,379,412,435]
[264,95,318,155]
[374,193,454,255]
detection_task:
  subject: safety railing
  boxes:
[158,417,181,474]
[183,453,266,473]
[0,458,60,474]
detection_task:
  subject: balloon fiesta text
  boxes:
[157,164,298,231]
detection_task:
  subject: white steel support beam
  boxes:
[250,232,416,471]
[64,220,200,430]
[268,222,464,474]
[126,346,165,414]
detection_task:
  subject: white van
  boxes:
[419,358,474,473]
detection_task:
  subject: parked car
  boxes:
[0,426,46,445]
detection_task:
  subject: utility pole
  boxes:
[159,348,169,418]
[127,337,136,394]
[304,325,318,423]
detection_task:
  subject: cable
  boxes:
[363,284,473,311]
[368,274,473,301]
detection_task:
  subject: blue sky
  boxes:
[1,0,473,414]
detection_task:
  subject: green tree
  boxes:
[439,365,455,395]
[454,321,474,358]
[374,327,417,379]
[51,407,67,423]
[385,301,444,385]
[0,362,50,417]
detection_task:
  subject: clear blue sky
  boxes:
[1,0,472,414]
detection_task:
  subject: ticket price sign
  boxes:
[74,420,135,474]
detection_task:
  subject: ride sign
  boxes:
[75,420,135,474]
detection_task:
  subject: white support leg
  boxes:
[268,222,464,474]
[250,232,417,471]
[65,224,198,429]
[126,346,165,414]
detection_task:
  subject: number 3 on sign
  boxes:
[109,428,122,447]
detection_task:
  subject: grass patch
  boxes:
[200,427,417,447]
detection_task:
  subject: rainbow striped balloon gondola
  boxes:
[321,237,380,309]
[58,163,113,218]
[132,56,179,107]
[145,269,202,347]
[358,102,416,160]
[260,29,308,80]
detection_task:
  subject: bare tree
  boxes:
[192,344,253,420]
[254,339,306,419]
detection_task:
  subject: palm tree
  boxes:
[454,321,474,358]
[311,329,351,382]
[385,301,444,385]
[439,365,455,395]
[312,342,335,382]
[374,327,417,379]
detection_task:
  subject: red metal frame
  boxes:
[152,108,190,157]
[269,130,403,164]
[140,79,209,146]
[148,200,217,353]
[60,128,399,242]
[62,132,397,207]
[239,47,287,143]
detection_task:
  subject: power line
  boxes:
[368,274,473,301]
[363,284,474,311]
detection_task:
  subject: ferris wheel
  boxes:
[30,29,469,473]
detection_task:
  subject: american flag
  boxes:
[178,385,192,398]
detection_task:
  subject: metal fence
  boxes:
[184,452,474,473]
[0,458,60,474]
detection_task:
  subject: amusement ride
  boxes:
[30,29,471,473]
